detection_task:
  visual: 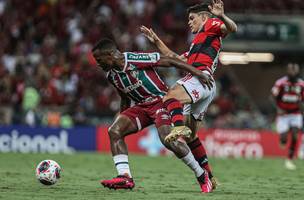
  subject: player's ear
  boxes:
[112,50,121,59]
[201,13,208,21]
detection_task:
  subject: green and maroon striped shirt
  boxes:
[107,52,167,104]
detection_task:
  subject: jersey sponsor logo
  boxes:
[123,80,143,93]
[282,94,299,102]
[284,85,301,93]
[148,53,158,62]
[127,53,158,62]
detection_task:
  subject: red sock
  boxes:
[163,98,184,126]
[187,138,213,177]
[288,131,300,159]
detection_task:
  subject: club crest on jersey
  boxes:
[130,70,139,79]
[191,89,200,100]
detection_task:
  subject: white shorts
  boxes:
[276,113,303,134]
[177,73,216,121]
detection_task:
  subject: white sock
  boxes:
[181,152,204,178]
[113,154,132,178]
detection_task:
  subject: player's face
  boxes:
[93,49,114,71]
[287,63,300,78]
[188,12,204,34]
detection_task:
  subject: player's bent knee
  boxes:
[162,88,180,102]
[108,125,123,141]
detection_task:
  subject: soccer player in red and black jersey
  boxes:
[92,38,215,192]
[271,63,304,170]
[140,0,237,188]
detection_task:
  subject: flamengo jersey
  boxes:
[185,18,225,75]
[271,76,304,113]
[107,52,168,104]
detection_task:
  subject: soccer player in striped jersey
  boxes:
[92,38,214,192]
[271,63,304,170]
[140,0,237,188]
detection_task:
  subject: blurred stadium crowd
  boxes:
[1,0,303,128]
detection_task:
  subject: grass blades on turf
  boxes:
[0,152,303,200]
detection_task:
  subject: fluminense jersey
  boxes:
[183,18,226,75]
[107,52,168,104]
[271,76,304,113]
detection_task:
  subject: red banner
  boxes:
[96,126,303,158]
[97,126,168,155]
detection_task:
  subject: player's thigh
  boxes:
[276,115,290,134]
[109,106,150,138]
[121,105,152,131]
[289,114,303,130]
[150,101,172,129]
[163,84,192,104]
[189,84,216,121]
[175,75,215,104]
[108,114,138,139]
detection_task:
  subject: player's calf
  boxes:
[279,132,288,148]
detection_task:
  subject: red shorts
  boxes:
[121,100,171,130]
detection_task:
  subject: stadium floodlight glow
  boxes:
[246,53,274,62]
[219,52,275,65]
[219,52,249,65]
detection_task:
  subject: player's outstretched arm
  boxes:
[208,0,237,34]
[140,26,186,62]
[158,55,214,89]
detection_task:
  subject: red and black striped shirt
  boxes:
[184,18,226,75]
[271,76,304,114]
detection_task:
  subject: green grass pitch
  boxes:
[0,152,303,200]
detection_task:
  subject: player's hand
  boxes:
[208,0,224,17]
[197,73,214,90]
[140,25,159,43]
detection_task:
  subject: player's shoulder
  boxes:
[106,70,116,81]
[205,18,223,28]
[296,78,304,86]
[207,17,223,23]
[275,76,288,85]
